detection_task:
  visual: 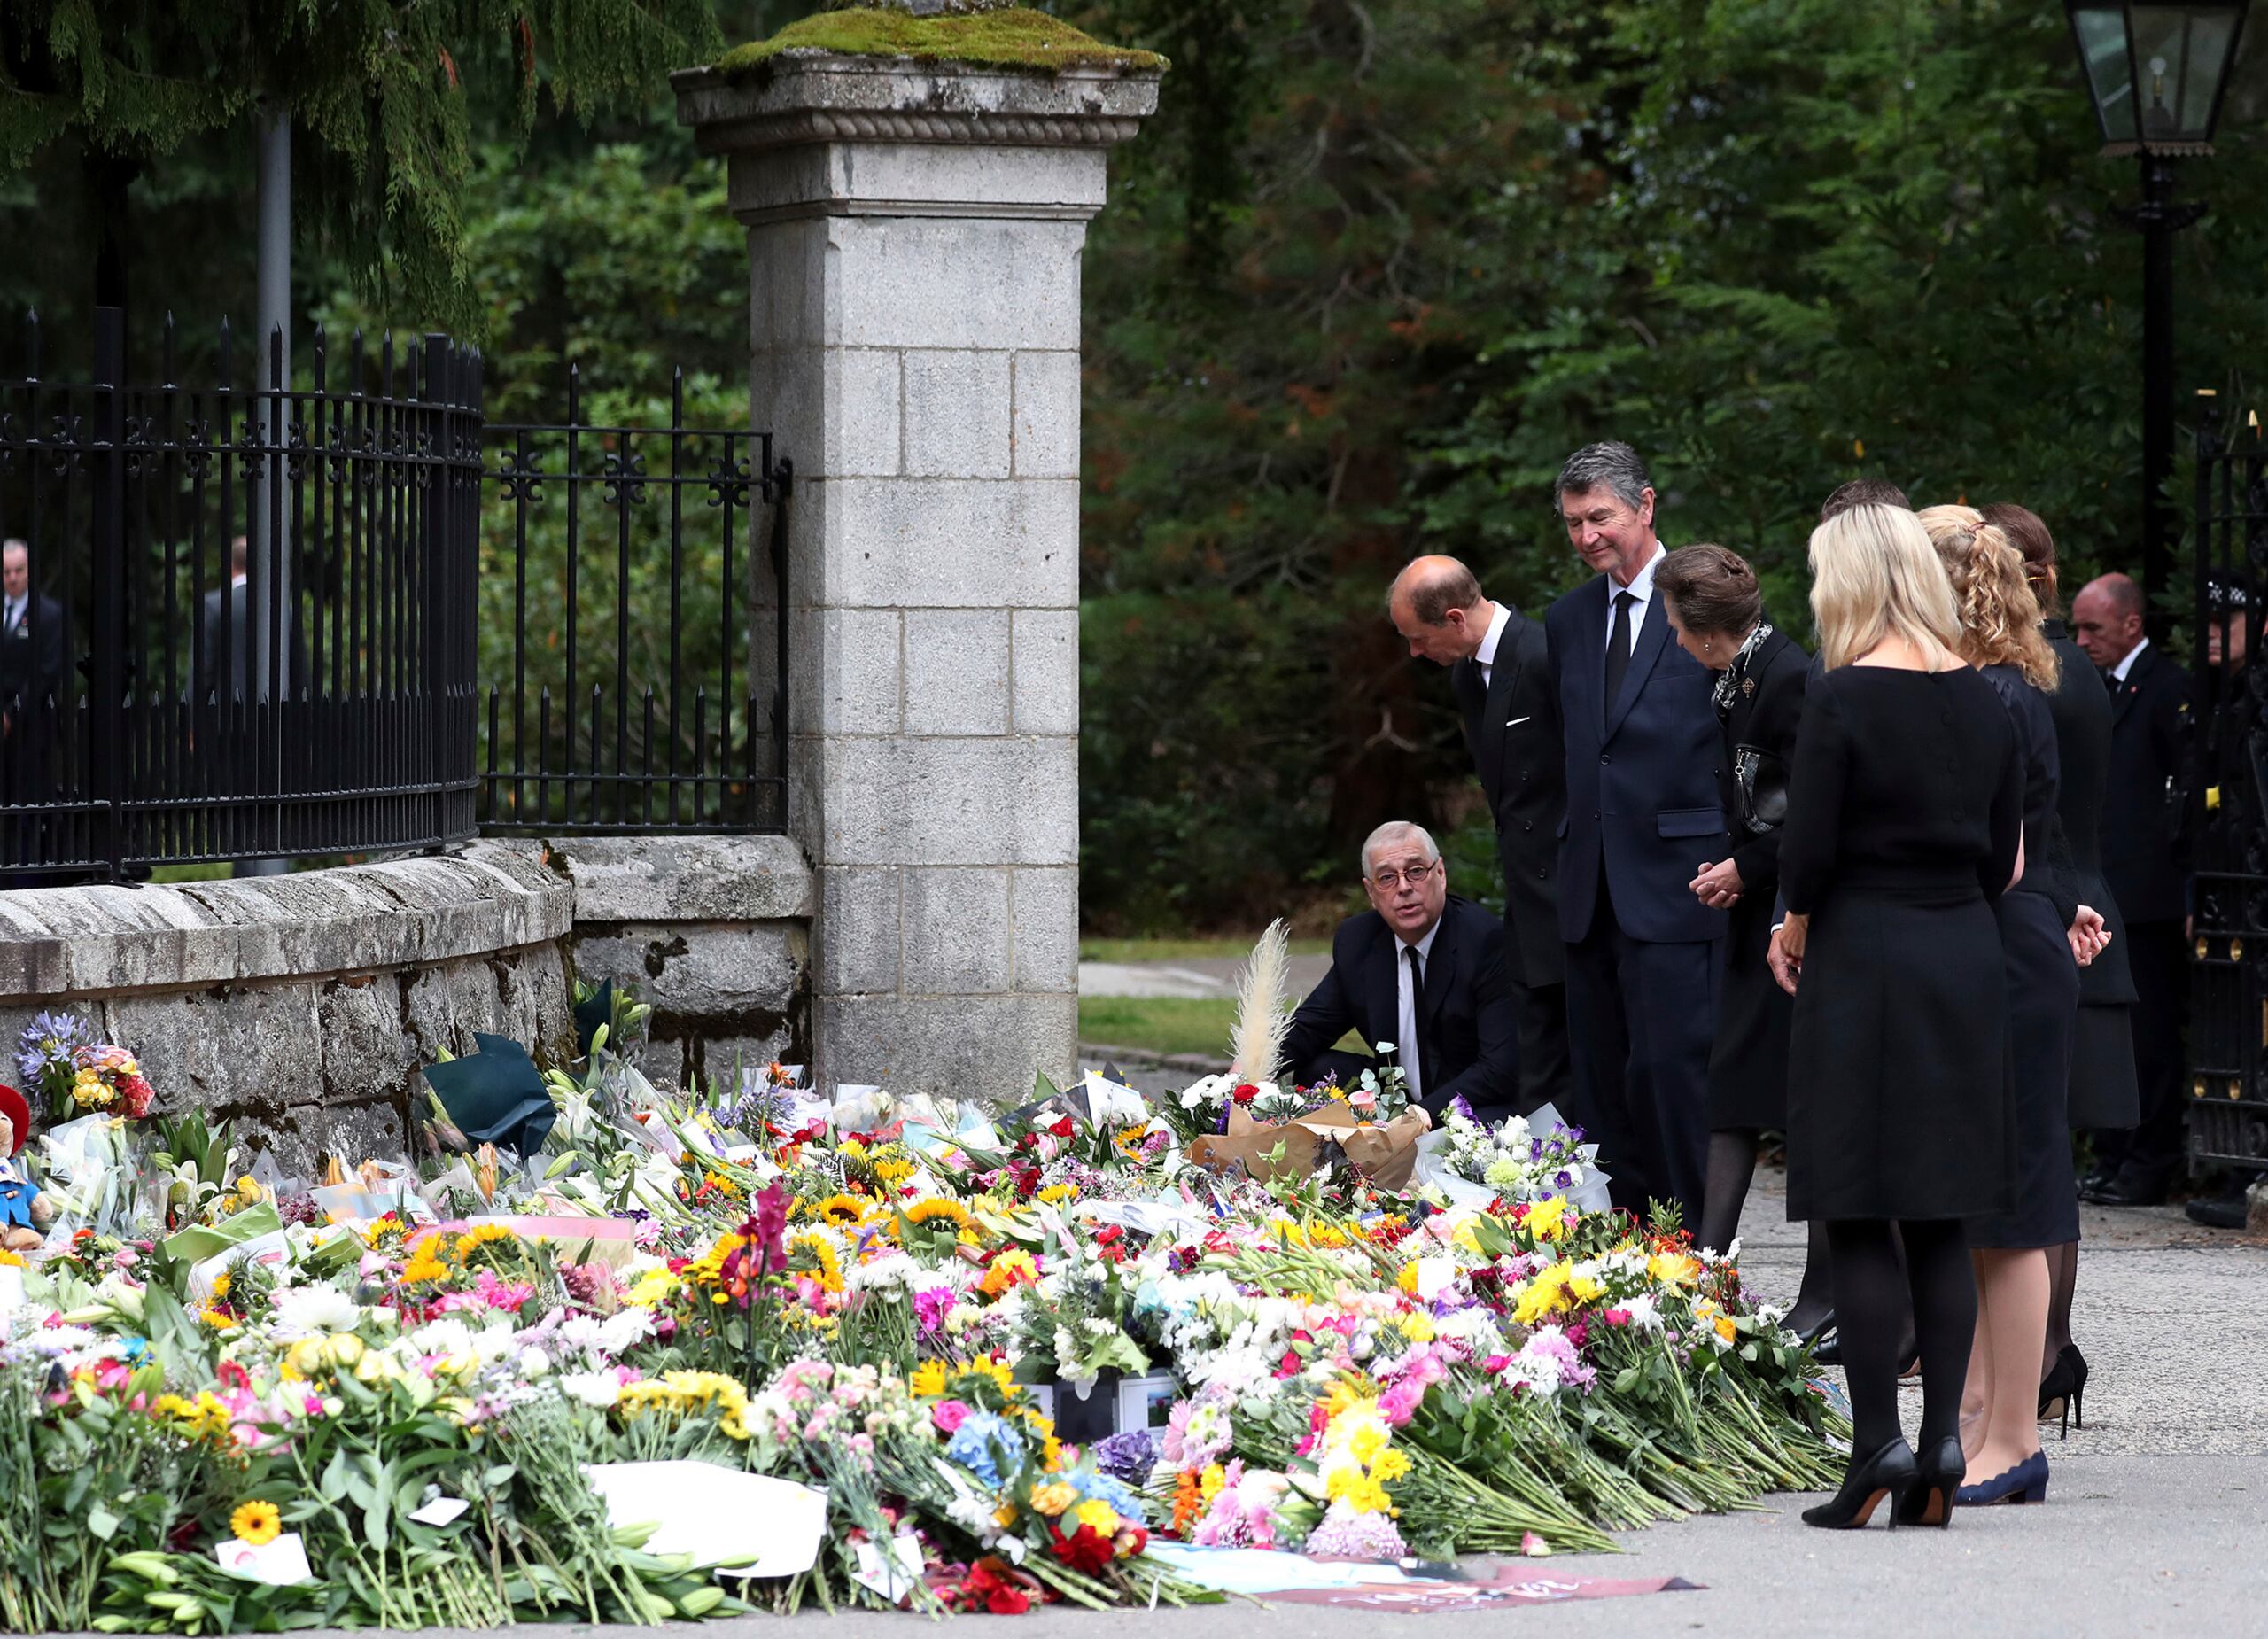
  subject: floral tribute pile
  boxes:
[0,987,1842,1632]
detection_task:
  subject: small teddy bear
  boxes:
[0,1084,56,1252]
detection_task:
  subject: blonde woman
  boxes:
[1769,502,2022,1531]
[1918,504,2098,1511]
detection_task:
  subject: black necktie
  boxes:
[1404,945,1427,1099]
[2101,667,2118,697]
[1604,590,1636,706]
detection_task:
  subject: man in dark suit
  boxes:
[0,539,65,810]
[2071,571,2190,1205]
[195,537,305,878]
[1279,820,1522,1123]
[1387,555,1567,1116]
[1543,442,1730,1223]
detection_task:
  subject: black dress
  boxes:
[1969,662,2084,1251]
[1780,666,2023,1222]
[2042,622,2140,1130]
[1706,625,1808,1132]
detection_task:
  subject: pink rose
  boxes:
[931,1399,972,1433]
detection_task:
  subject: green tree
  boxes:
[0,0,724,325]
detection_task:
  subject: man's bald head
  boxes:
[2071,572,2145,670]
[1387,555,1492,666]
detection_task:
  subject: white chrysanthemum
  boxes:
[268,1285,364,1340]
[558,1370,622,1409]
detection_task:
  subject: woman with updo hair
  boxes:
[1655,544,1829,1337]
[1980,501,2133,1434]
[1919,503,2103,1511]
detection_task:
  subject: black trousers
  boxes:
[1508,975,1572,1118]
[1563,866,1717,1223]
[2094,919,2187,1181]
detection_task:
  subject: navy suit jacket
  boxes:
[1544,568,1732,945]
[1278,896,1520,1121]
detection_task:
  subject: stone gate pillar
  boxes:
[675,18,1160,1095]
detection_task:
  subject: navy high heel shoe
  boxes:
[1954,1449,2048,1506]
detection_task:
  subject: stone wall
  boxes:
[542,833,814,1090]
[0,843,575,1171]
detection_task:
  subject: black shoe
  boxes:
[2037,1343,2089,1438]
[1802,1438,1916,1529]
[1811,1330,1840,1366]
[2085,1169,2171,1208]
[2185,1192,2250,1231]
[1790,1307,1837,1346]
[1894,1436,1962,1528]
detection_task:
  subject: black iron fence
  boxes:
[477,371,789,834]
[2186,405,2268,1169]
[0,309,482,877]
[0,309,789,882]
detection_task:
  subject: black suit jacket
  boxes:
[1278,896,1521,1121]
[1717,626,1808,895]
[1450,603,1565,987]
[1545,567,1732,944]
[197,583,309,704]
[2101,641,2188,925]
[0,593,65,804]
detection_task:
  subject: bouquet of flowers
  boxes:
[16,1013,153,1124]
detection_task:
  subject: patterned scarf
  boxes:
[1711,618,1775,719]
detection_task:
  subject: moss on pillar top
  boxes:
[714,6,1166,80]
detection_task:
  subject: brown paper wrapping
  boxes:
[1184,1103,1433,1189]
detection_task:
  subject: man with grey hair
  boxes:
[1543,442,1729,1223]
[1278,820,1521,1121]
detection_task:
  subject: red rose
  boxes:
[1049,1115,1076,1139]
[1049,1525,1115,1577]
[1231,1084,1259,1104]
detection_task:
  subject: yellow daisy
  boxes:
[229,1499,282,1547]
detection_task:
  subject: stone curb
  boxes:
[1076,1041,1223,1077]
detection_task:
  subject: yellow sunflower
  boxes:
[815,1193,871,1228]
[900,1197,974,1233]
[229,1499,283,1547]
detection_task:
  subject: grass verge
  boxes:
[1078,935,1332,965]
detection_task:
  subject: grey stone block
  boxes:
[551,834,818,922]
[726,138,1113,223]
[805,477,1080,610]
[809,735,1078,866]
[813,866,902,994]
[903,351,1013,478]
[1009,866,1079,992]
[1009,608,1079,734]
[317,975,418,1107]
[245,1100,409,1180]
[901,867,1013,994]
[787,605,902,736]
[904,608,1012,734]
[828,218,1089,353]
[814,990,1077,1100]
[572,923,804,1020]
[1012,351,1081,479]
[99,983,322,1120]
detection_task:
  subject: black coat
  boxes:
[1279,895,1521,1121]
[0,592,64,804]
[1545,570,1731,944]
[1708,626,1806,1130]
[1450,603,1565,987]
[2100,641,2189,927]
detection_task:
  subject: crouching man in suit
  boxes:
[1278,820,1522,1124]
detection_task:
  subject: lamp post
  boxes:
[2065,3,2250,630]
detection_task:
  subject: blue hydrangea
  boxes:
[1070,1466,1150,1524]
[944,1411,1024,1488]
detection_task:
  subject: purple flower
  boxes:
[1449,1094,1478,1123]
[1554,1169,1572,1187]
[1093,1428,1164,1488]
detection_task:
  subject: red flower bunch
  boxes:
[956,1557,1034,1615]
[1231,1083,1260,1105]
[1047,1115,1076,1139]
[1048,1524,1115,1576]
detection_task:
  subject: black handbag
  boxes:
[1732,743,1787,835]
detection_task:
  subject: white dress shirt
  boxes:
[1474,602,1512,689]
[1603,543,1667,656]
[2111,635,2148,682]
[1394,916,1442,1104]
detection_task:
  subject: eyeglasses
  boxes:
[1370,860,1440,892]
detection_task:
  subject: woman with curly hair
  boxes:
[1918,504,2103,1510]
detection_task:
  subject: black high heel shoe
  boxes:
[1801,1438,1916,1530]
[2037,1343,2090,1439]
[1894,1436,1962,1528]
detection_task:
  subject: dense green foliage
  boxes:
[1076,0,2268,929]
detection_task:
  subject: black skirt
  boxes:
[1708,890,1793,1131]
[1967,889,2082,1250]
[1786,877,2014,1223]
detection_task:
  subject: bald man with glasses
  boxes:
[1278,820,1522,1122]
